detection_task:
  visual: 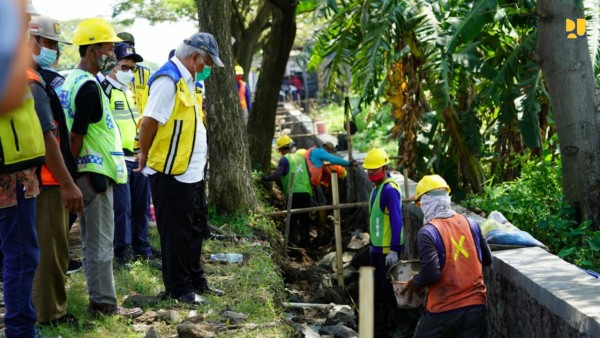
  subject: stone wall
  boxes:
[485,247,600,338]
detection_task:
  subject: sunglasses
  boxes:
[119,64,136,72]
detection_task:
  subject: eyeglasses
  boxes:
[119,64,136,72]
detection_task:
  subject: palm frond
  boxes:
[445,0,498,54]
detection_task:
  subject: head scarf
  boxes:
[420,192,456,224]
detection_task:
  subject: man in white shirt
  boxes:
[136,32,224,305]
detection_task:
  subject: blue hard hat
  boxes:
[115,42,143,62]
[184,32,224,67]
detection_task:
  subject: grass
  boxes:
[37,211,293,337]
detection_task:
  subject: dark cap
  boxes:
[117,32,135,45]
[323,142,337,153]
[115,42,143,62]
[184,32,224,67]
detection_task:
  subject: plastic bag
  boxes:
[481,211,546,248]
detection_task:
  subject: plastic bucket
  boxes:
[387,260,426,309]
[315,121,327,134]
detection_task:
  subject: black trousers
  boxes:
[414,305,487,338]
[289,193,312,247]
[370,251,399,337]
[150,173,206,298]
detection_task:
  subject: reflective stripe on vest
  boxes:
[304,146,322,186]
[147,62,203,175]
[61,69,127,183]
[282,153,312,196]
[369,178,403,252]
[238,80,248,110]
[426,214,487,313]
[130,66,150,114]
[109,87,139,153]
[0,89,45,173]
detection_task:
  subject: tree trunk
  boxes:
[197,0,258,213]
[247,0,297,172]
[537,0,600,227]
[231,1,271,77]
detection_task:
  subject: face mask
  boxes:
[33,47,57,67]
[368,170,385,183]
[195,65,212,82]
[95,53,118,73]
[116,70,134,85]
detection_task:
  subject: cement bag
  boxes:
[481,211,546,248]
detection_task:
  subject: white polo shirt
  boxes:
[142,56,207,183]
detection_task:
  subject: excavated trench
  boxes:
[270,106,424,337]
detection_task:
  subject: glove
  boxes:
[385,251,399,267]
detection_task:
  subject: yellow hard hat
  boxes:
[362,148,389,169]
[235,65,244,75]
[415,175,451,201]
[276,135,293,148]
[295,148,307,155]
[72,18,122,46]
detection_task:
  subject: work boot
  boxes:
[114,245,134,268]
[88,301,143,319]
[67,259,83,275]
[178,292,207,306]
[196,284,224,297]
[195,277,224,296]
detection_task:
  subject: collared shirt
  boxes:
[0,168,40,208]
[106,75,128,92]
[142,56,207,183]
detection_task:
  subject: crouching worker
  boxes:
[363,148,403,337]
[402,174,492,338]
[261,135,313,247]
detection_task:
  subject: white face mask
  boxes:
[115,70,134,86]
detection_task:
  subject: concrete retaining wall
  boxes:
[485,247,600,338]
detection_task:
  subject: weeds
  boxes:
[38,209,292,337]
[463,157,600,270]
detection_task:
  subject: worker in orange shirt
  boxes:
[235,65,251,126]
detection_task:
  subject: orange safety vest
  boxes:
[426,214,487,313]
[321,164,347,188]
[26,68,59,186]
[304,146,322,186]
[238,80,248,110]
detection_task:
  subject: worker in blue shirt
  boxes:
[363,148,403,337]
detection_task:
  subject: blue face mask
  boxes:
[195,65,212,82]
[33,47,57,67]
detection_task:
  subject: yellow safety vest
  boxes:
[107,85,139,154]
[0,89,45,173]
[61,69,127,183]
[147,73,204,175]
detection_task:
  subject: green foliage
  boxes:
[463,156,600,269]
[112,0,198,25]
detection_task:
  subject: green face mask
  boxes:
[195,65,212,82]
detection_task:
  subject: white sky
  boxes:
[33,0,198,65]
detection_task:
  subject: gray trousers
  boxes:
[76,175,117,305]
